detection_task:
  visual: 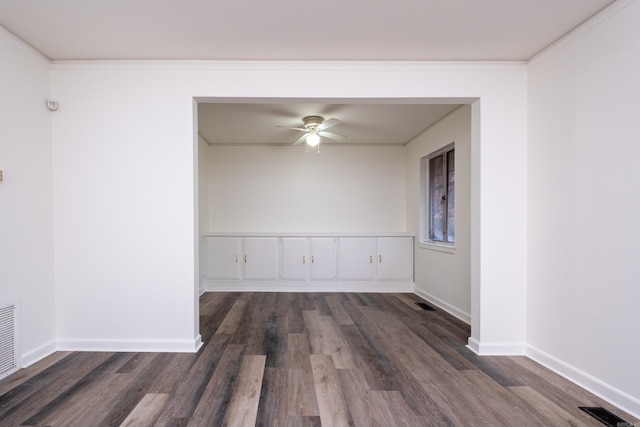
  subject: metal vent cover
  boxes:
[0,303,17,378]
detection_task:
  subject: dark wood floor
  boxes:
[0,293,637,426]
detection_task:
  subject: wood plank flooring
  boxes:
[1,292,637,426]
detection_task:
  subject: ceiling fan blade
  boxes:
[318,118,341,131]
[319,131,347,142]
[275,125,306,132]
[293,133,308,145]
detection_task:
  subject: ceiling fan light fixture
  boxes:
[306,132,320,147]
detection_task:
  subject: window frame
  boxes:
[420,143,455,251]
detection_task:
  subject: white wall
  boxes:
[0,29,56,366]
[407,105,471,322]
[203,144,407,233]
[527,1,640,416]
[50,66,202,352]
[48,61,527,356]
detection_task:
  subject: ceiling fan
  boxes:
[277,116,347,150]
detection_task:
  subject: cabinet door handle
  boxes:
[302,256,306,264]
[235,255,238,263]
[244,255,247,263]
[311,256,315,264]
[379,255,382,263]
[369,255,373,264]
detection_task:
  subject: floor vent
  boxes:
[415,302,436,311]
[579,407,633,426]
[0,303,17,379]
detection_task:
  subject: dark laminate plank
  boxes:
[147,352,198,395]
[323,294,354,326]
[338,368,428,427]
[2,292,638,426]
[506,355,640,424]
[458,369,550,426]
[339,323,399,391]
[391,293,425,311]
[256,367,287,427]
[508,385,604,426]
[342,300,457,424]
[287,333,319,417]
[303,310,355,370]
[310,354,354,427]
[0,352,111,409]
[0,352,118,426]
[287,294,305,334]
[357,304,500,425]
[98,353,176,426]
[19,352,135,426]
[260,313,288,368]
[199,292,241,342]
[0,351,72,397]
[285,415,322,427]
[154,334,232,425]
[188,343,246,426]
[215,296,251,335]
[120,393,170,427]
[222,355,267,427]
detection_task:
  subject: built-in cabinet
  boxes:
[281,237,337,282]
[202,234,414,292]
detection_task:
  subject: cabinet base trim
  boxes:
[203,281,414,293]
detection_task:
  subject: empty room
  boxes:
[1,0,639,425]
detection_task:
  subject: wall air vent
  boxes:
[0,303,18,379]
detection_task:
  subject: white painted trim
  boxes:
[412,287,471,324]
[528,0,636,63]
[527,344,640,419]
[203,281,414,293]
[466,337,480,354]
[50,60,528,71]
[203,232,415,237]
[0,25,51,63]
[467,340,527,356]
[21,340,57,368]
[56,336,203,353]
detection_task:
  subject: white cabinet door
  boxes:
[377,237,414,281]
[310,237,336,281]
[204,236,242,280]
[281,237,309,281]
[338,237,376,281]
[243,237,279,281]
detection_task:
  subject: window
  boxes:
[421,145,455,245]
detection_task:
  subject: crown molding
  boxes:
[528,0,636,63]
[0,25,50,64]
[49,59,527,72]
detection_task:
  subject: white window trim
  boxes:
[419,142,455,250]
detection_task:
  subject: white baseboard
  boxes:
[466,340,526,356]
[21,340,57,368]
[56,335,203,353]
[527,344,640,419]
[203,280,414,293]
[412,287,471,324]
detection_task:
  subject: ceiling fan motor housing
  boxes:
[303,115,324,129]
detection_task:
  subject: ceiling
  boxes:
[0,0,616,146]
[198,101,462,146]
[0,0,616,62]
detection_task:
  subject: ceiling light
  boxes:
[306,132,320,147]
